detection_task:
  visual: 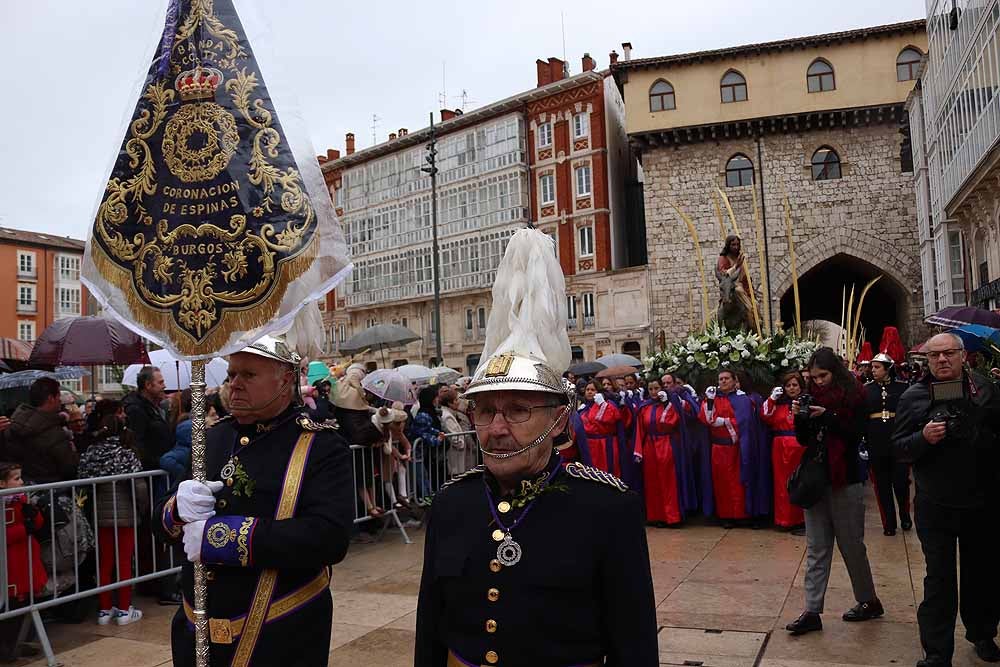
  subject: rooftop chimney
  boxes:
[609,50,619,65]
[398,128,408,137]
[317,148,341,164]
[582,53,596,72]
[536,58,552,87]
[622,42,633,61]
[345,132,355,155]
[548,57,567,83]
[389,132,397,141]
[441,109,457,122]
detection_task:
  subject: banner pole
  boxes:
[189,360,210,667]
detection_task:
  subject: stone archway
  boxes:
[779,253,910,346]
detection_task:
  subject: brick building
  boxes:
[612,21,929,347]
[318,56,649,372]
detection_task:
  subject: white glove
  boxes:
[705,386,717,400]
[683,384,696,397]
[712,417,727,428]
[657,391,668,402]
[594,393,606,406]
[619,391,627,400]
[182,520,206,563]
[638,389,645,399]
[770,387,783,401]
[626,390,634,398]
[176,480,225,523]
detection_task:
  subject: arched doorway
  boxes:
[779,253,909,347]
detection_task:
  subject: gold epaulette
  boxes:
[440,464,485,491]
[208,415,234,429]
[296,416,340,432]
[563,462,629,492]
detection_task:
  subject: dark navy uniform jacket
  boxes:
[155,405,353,666]
[415,453,658,667]
[863,380,908,457]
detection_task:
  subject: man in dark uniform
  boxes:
[415,227,658,667]
[155,336,354,666]
[863,353,911,536]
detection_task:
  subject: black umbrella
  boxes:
[339,324,420,365]
[567,361,605,377]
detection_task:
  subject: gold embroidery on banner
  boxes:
[230,433,315,667]
[237,516,254,567]
[91,0,319,355]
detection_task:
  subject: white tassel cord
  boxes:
[479,229,570,375]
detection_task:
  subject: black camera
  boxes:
[928,380,971,443]
[797,394,813,415]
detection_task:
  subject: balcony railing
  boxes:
[972,276,1000,307]
[583,315,595,329]
[16,300,36,313]
[17,268,36,279]
[567,317,578,330]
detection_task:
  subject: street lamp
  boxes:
[422,112,443,366]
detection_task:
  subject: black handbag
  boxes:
[787,437,829,509]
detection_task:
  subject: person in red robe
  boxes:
[698,370,747,524]
[760,371,807,532]
[579,380,626,478]
[633,379,682,526]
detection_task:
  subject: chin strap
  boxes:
[479,404,571,460]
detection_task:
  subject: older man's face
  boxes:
[925,334,966,382]
[227,352,295,423]
[473,390,565,484]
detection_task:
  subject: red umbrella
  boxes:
[29,316,150,367]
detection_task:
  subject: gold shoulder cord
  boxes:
[230,432,315,667]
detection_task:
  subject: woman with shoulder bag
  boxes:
[785,347,882,636]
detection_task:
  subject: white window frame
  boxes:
[17,320,34,342]
[573,113,589,139]
[465,308,474,331]
[57,254,80,281]
[582,293,595,318]
[540,174,555,205]
[18,284,35,307]
[575,164,592,197]
[578,225,594,257]
[17,251,35,277]
[477,307,487,330]
[566,295,578,319]
[57,286,81,315]
[537,122,552,148]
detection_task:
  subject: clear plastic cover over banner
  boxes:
[82,0,351,360]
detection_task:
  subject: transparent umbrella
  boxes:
[395,364,461,386]
[361,369,418,405]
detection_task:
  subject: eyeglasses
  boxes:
[471,402,564,426]
[926,349,963,360]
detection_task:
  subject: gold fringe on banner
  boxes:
[89,231,318,356]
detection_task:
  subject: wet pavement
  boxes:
[10,489,987,666]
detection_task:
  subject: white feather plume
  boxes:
[282,300,325,359]
[478,228,570,375]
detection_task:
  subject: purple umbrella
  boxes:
[29,316,150,367]
[926,306,1000,329]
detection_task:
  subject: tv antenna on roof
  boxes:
[371,114,381,145]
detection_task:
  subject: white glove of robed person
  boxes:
[770,387,783,402]
[683,384,696,397]
[176,480,225,523]
[658,391,669,402]
[705,386,717,400]
[594,393,606,406]
[182,520,206,563]
[626,390,634,398]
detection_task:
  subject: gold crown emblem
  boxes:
[175,66,224,101]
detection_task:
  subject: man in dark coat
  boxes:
[6,378,77,483]
[863,352,911,536]
[154,336,354,666]
[123,366,172,471]
[894,333,1000,667]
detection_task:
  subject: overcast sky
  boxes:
[1,0,923,241]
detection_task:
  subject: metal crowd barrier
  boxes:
[0,432,484,665]
[0,470,178,666]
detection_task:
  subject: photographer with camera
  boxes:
[785,348,881,637]
[893,333,1000,667]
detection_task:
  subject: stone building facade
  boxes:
[613,21,930,347]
